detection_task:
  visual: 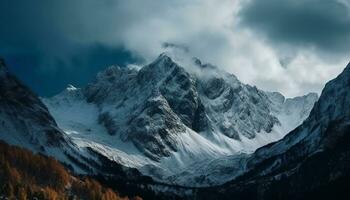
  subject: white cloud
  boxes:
[23,0,349,97]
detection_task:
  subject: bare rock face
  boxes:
[197,64,281,140]
[203,77,226,99]
[126,94,187,160]
[98,112,118,135]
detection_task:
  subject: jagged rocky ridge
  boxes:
[43,53,318,186]
[195,62,350,199]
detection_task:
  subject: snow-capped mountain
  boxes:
[2,51,349,199]
[196,62,350,199]
[3,52,349,199]
[43,53,318,186]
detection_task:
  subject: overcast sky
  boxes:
[1,0,349,97]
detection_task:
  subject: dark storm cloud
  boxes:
[0,0,140,96]
[5,45,139,96]
[239,0,350,53]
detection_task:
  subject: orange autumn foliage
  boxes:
[0,140,141,200]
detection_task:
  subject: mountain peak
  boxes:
[158,52,172,59]
[66,84,78,91]
[136,53,181,83]
[151,53,174,67]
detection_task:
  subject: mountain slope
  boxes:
[0,58,71,159]
[196,62,350,199]
[44,53,318,186]
[0,58,140,177]
[0,59,102,176]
